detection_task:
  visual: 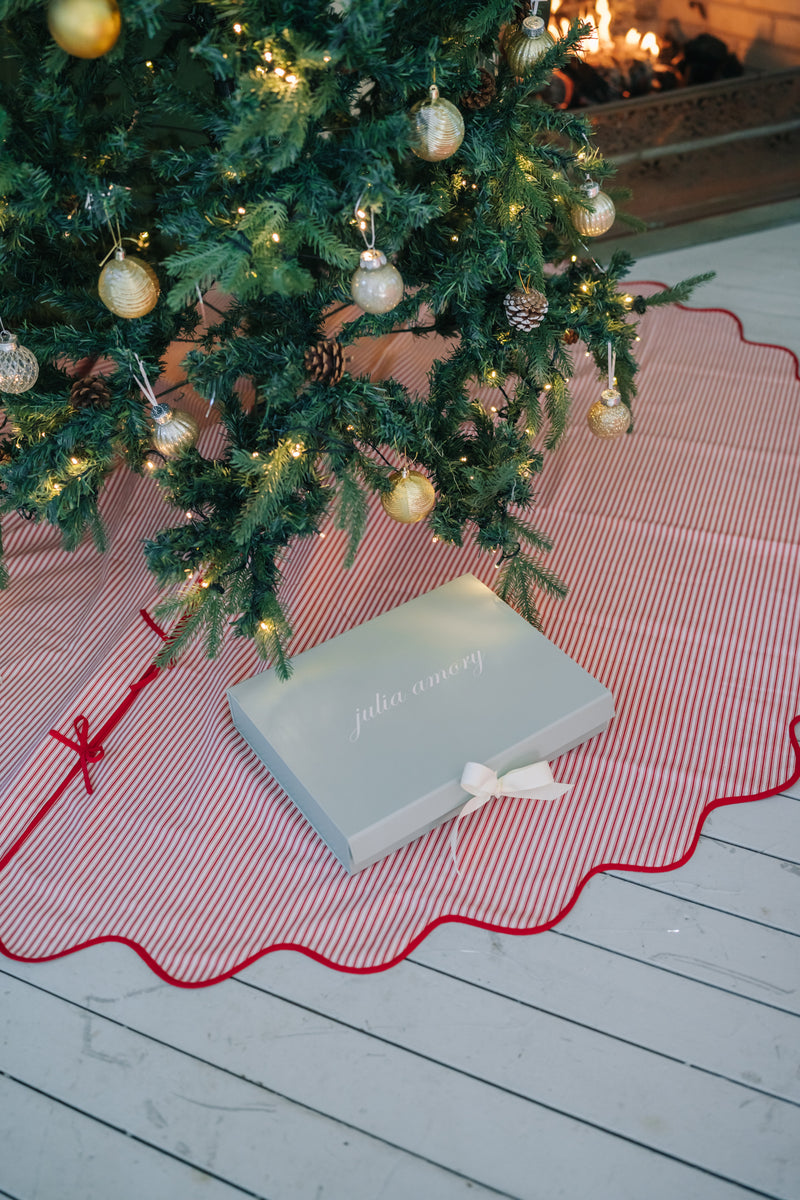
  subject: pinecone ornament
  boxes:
[632,295,648,315]
[504,285,548,332]
[304,339,345,385]
[70,374,112,409]
[562,328,579,345]
[461,68,497,110]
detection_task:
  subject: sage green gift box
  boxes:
[226,574,614,874]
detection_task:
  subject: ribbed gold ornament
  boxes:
[505,16,555,76]
[151,402,199,457]
[98,249,160,319]
[350,249,404,315]
[587,388,631,439]
[570,181,616,238]
[0,333,39,394]
[409,85,465,162]
[381,470,436,524]
[47,0,121,59]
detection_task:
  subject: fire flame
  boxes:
[549,0,660,62]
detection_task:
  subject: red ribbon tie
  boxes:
[49,715,105,795]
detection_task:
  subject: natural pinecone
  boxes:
[562,328,579,345]
[70,374,112,409]
[461,68,497,110]
[0,440,13,466]
[504,286,549,332]
[304,339,345,385]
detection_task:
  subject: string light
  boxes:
[271,232,280,242]
[290,442,304,458]
[232,22,242,33]
[274,67,285,77]
[237,206,246,215]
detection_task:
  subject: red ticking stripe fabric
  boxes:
[0,290,798,985]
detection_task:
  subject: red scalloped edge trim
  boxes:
[2,300,799,986]
[2,715,797,988]
[636,281,800,382]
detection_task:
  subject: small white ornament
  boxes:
[350,248,404,315]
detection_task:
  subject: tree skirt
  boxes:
[1,294,798,986]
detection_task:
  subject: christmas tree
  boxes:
[0,0,706,676]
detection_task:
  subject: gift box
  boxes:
[227,574,614,873]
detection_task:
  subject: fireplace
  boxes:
[540,0,800,229]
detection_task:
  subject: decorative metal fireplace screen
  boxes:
[593,66,800,228]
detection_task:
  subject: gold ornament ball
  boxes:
[587,389,631,439]
[409,85,465,162]
[0,333,39,394]
[570,181,616,238]
[505,16,555,77]
[47,0,121,58]
[151,402,199,457]
[98,249,160,319]
[350,249,404,315]
[381,470,436,524]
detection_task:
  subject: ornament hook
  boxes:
[354,192,377,251]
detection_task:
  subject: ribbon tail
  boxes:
[450,762,573,876]
[450,791,494,876]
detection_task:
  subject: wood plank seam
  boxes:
[603,872,800,936]
[403,959,800,1108]
[548,927,800,1018]
[699,831,800,865]
[239,975,798,1194]
[0,971,517,1200]
[0,1067,270,1200]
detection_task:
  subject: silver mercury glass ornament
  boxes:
[409,83,465,162]
[350,248,404,315]
[570,179,616,238]
[505,16,555,77]
[150,400,200,457]
[0,328,39,394]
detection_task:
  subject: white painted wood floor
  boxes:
[2,214,800,1200]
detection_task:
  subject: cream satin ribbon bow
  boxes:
[450,760,573,874]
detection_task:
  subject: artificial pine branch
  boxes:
[0,0,711,666]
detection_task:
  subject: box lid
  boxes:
[227,574,613,870]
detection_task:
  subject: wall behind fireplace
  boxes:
[657,0,800,70]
